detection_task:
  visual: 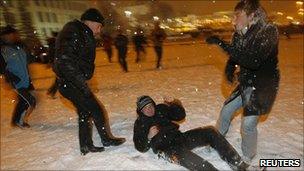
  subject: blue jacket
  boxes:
[1,44,30,89]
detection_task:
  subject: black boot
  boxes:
[101,137,126,147]
[80,145,105,156]
[79,114,104,155]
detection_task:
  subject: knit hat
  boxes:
[0,25,17,36]
[137,96,155,111]
[81,8,104,25]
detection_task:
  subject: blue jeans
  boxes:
[216,87,259,159]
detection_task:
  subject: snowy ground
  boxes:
[1,35,303,170]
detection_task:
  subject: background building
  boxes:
[1,0,90,44]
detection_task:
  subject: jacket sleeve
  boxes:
[133,119,151,153]
[220,25,279,70]
[55,23,89,91]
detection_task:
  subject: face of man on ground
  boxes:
[2,32,20,44]
[141,103,155,117]
[232,10,254,34]
[85,21,103,39]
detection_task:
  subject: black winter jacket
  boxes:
[220,20,280,115]
[53,20,96,92]
[133,102,186,153]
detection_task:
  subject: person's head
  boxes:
[51,31,58,37]
[81,8,104,38]
[137,96,156,117]
[232,0,260,34]
[0,25,20,44]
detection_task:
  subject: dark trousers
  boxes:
[161,126,242,171]
[47,78,58,96]
[117,47,128,72]
[154,46,163,68]
[135,46,146,63]
[12,88,36,125]
[58,81,111,148]
[105,48,112,63]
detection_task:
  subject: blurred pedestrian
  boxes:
[0,26,36,128]
[114,29,129,72]
[46,31,59,98]
[132,27,147,63]
[206,0,280,162]
[53,8,126,155]
[151,21,166,69]
[102,33,113,63]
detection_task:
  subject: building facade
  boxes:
[1,0,90,44]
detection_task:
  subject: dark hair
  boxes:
[234,0,260,15]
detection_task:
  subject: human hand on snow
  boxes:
[163,96,174,104]
[148,125,159,140]
[206,35,222,45]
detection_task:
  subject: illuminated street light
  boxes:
[299,8,304,12]
[296,1,303,5]
[124,11,132,18]
[277,12,284,16]
[298,12,304,15]
[286,16,294,20]
[153,16,159,21]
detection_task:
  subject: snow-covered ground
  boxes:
[1,35,303,170]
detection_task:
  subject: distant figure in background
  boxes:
[102,33,113,63]
[132,27,147,63]
[46,31,59,98]
[151,21,166,69]
[114,29,129,72]
[0,26,36,128]
[53,8,126,155]
[206,0,280,162]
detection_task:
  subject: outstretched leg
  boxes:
[183,126,246,170]
[161,146,218,171]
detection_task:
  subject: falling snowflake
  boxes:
[208,82,212,85]
[11,99,15,103]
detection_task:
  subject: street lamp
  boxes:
[153,16,159,21]
[296,1,303,5]
[124,11,132,18]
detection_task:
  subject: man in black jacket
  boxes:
[133,96,249,171]
[206,0,280,162]
[53,8,125,155]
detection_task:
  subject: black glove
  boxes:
[225,59,237,84]
[5,71,21,85]
[206,35,222,45]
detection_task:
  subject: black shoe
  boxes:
[230,161,249,171]
[101,137,126,147]
[12,121,30,129]
[80,145,105,155]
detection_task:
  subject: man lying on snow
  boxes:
[133,95,250,171]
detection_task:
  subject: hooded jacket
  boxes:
[53,20,96,92]
[133,101,186,153]
[1,41,30,89]
[221,7,280,115]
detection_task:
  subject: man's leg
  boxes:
[241,115,259,160]
[216,94,242,136]
[161,146,218,171]
[12,88,36,128]
[58,82,125,148]
[183,126,247,170]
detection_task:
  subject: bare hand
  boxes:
[148,125,159,140]
[163,96,174,104]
